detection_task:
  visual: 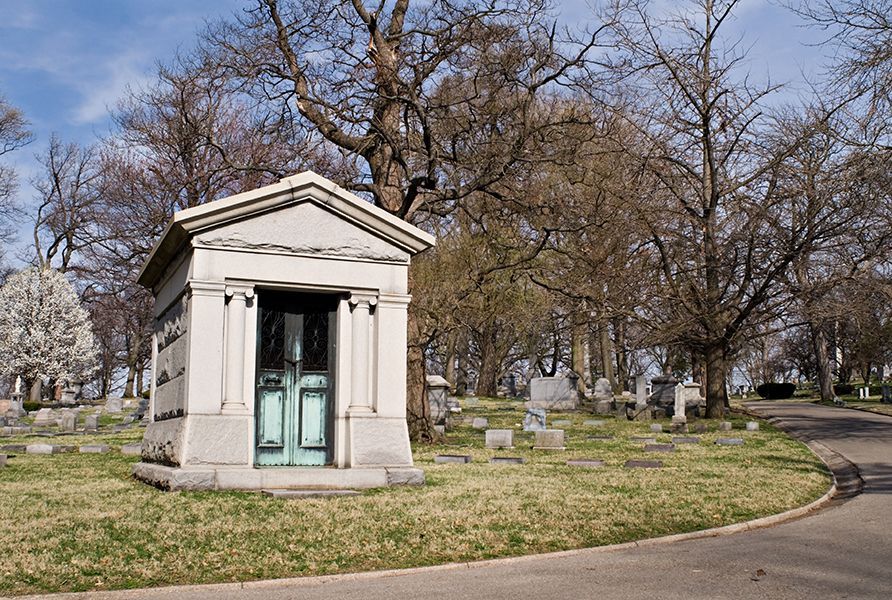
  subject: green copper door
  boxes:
[255,292,336,466]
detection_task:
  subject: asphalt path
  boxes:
[15,402,892,600]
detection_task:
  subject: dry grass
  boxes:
[0,398,829,595]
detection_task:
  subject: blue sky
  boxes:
[0,0,827,224]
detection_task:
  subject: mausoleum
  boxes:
[132,172,434,491]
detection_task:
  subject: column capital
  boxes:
[225,283,255,299]
[348,292,378,308]
[187,280,227,298]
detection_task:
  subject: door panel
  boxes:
[255,291,336,467]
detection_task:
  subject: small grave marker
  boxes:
[434,454,472,464]
[471,417,489,430]
[85,414,100,432]
[485,429,514,449]
[0,454,6,467]
[583,420,604,427]
[587,435,614,440]
[262,489,360,499]
[552,419,572,426]
[79,445,110,454]
[650,424,663,433]
[716,438,744,446]
[719,421,733,431]
[533,429,565,450]
[629,436,657,443]
[523,408,547,432]
[672,437,700,444]
[644,443,675,453]
[121,444,142,456]
[746,421,759,431]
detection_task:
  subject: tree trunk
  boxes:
[444,334,456,389]
[454,330,469,396]
[599,324,616,389]
[477,325,500,397]
[123,335,141,398]
[691,350,706,398]
[705,343,727,418]
[571,318,587,395]
[613,318,628,392]
[588,327,600,388]
[406,303,438,442]
[811,324,834,401]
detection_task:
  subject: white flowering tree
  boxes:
[0,267,98,400]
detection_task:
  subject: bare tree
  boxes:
[0,94,32,270]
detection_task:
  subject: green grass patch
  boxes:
[0,399,829,595]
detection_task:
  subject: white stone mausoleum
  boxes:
[132,171,434,491]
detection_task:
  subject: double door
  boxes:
[255,292,336,466]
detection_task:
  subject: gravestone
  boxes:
[650,424,663,433]
[624,459,662,468]
[523,408,547,432]
[80,445,110,454]
[105,397,123,413]
[471,417,489,430]
[534,429,565,450]
[746,421,759,431]
[446,396,461,414]
[694,423,708,433]
[719,421,733,431]
[552,419,572,426]
[426,375,451,427]
[649,374,678,409]
[61,388,77,405]
[0,454,6,467]
[593,378,613,402]
[60,410,77,432]
[716,438,744,446]
[434,454,471,464]
[33,408,56,427]
[121,443,142,456]
[85,414,99,432]
[630,436,657,443]
[485,429,514,449]
[527,377,579,410]
[490,457,524,464]
[671,383,687,433]
[673,436,700,444]
[26,444,55,455]
[504,373,517,397]
[633,375,651,421]
[644,443,675,453]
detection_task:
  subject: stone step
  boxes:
[261,489,361,499]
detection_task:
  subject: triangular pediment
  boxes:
[138,172,435,288]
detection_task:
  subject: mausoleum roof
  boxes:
[138,171,436,288]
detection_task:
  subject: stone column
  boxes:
[223,284,254,413]
[348,293,377,413]
[672,382,687,433]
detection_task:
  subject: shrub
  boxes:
[22,401,41,412]
[833,383,853,396]
[756,382,796,400]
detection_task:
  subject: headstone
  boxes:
[624,459,662,468]
[79,445,110,454]
[634,375,648,407]
[471,417,489,430]
[84,414,100,432]
[527,377,579,410]
[592,378,613,402]
[644,443,675,452]
[534,429,565,450]
[434,454,472,464]
[671,383,687,433]
[464,396,480,407]
[523,408,547,432]
[745,421,759,431]
[33,408,56,427]
[446,396,461,413]
[673,437,700,444]
[716,438,744,446]
[583,420,604,427]
[490,457,524,464]
[650,424,663,433]
[719,421,733,431]
[26,444,54,455]
[594,399,613,415]
[682,382,705,407]
[433,424,445,435]
[629,436,657,443]
[504,373,517,397]
[649,374,678,408]
[485,429,514,449]
[105,397,123,413]
[566,459,604,468]
[426,375,451,426]
[60,410,77,432]
[61,388,77,405]
[121,443,142,456]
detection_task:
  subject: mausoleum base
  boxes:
[132,462,424,492]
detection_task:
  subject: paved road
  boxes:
[19,402,892,600]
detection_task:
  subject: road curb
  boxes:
[7,411,848,600]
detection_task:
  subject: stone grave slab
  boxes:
[79,445,111,454]
[629,436,657,444]
[262,489,361,499]
[490,457,525,464]
[624,459,662,468]
[552,419,572,427]
[534,429,565,450]
[26,444,54,455]
[471,417,489,430]
[716,438,744,446]
[583,420,604,427]
[1,444,26,453]
[672,437,701,444]
[464,397,481,407]
[485,429,514,449]
[566,459,604,468]
[434,454,472,464]
[587,435,614,440]
[121,443,143,456]
[644,444,675,453]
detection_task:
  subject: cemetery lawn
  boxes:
[0,399,829,596]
